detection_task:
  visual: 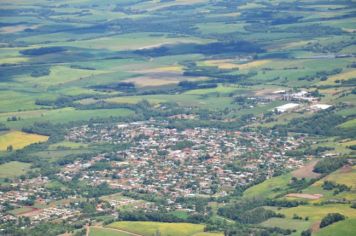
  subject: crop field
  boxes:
[0,130,48,151]
[0,161,31,178]
[108,221,207,236]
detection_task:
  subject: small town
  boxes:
[64,121,306,199]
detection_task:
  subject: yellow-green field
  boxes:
[107,221,220,236]
[301,166,356,202]
[278,204,356,221]
[320,69,356,85]
[0,130,48,151]
[338,119,356,129]
[315,218,356,236]
[0,161,31,178]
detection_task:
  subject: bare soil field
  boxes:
[292,159,321,179]
[286,193,323,200]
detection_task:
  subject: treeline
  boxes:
[0,122,9,131]
[90,82,136,92]
[20,46,66,56]
[22,122,65,142]
[30,66,50,77]
[117,210,207,224]
[313,157,347,174]
[218,198,284,224]
[35,94,100,108]
[322,181,351,195]
[135,41,264,57]
[320,213,345,228]
[274,109,353,137]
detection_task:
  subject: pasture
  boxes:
[301,165,356,202]
[243,173,292,199]
[0,130,48,151]
[0,108,134,129]
[315,218,356,236]
[278,204,356,221]
[0,161,31,178]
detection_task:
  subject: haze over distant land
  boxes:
[0,0,355,235]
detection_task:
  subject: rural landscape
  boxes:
[0,0,355,235]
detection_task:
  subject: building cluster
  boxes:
[65,121,305,201]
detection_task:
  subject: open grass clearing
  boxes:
[243,173,292,199]
[0,161,31,178]
[315,218,356,236]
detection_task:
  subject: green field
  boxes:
[315,218,356,236]
[243,173,292,199]
[89,227,132,236]
[108,221,207,236]
[278,204,356,222]
[0,108,134,129]
[0,161,31,178]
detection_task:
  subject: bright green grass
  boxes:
[0,91,43,112]
[243,173,292,199]
[108,221,206,236]
[315,218,356,236]
[89,227,133,236]
[0,161,31,178]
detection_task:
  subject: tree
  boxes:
[7,145,13,152]
[320,213,345,228]
[301,229,311,236]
